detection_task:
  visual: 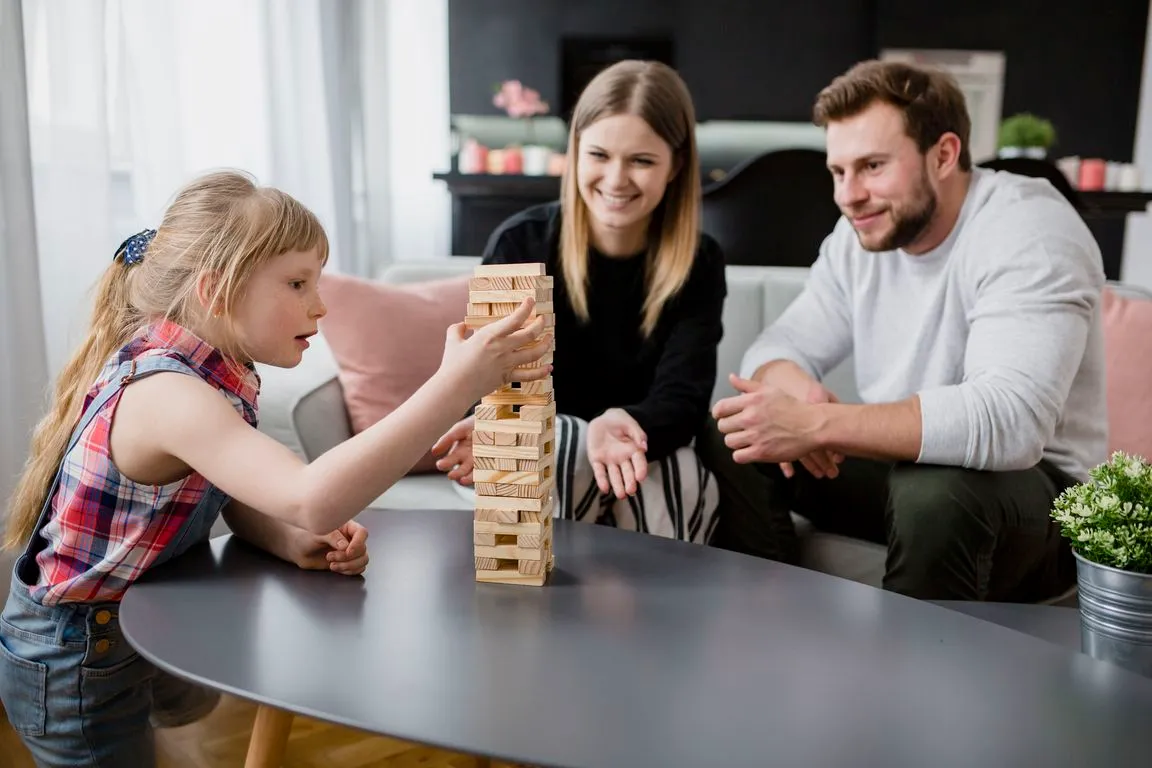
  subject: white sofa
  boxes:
[251,259,891,587]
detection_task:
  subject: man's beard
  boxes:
[855,169,938,252]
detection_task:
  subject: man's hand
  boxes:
[290,521,370,576]
[778,383,844,479]
[711,373,827,465]
[587,408,648,499]
[431,416,475,485]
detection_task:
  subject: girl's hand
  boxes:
[431,416,475,485]
[291,521,369,576]
[440,298,553,399]
[587,408,649,499]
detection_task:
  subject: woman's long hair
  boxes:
[559,59,701,337]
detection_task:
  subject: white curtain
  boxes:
[23,0,368,378]
[0,0,49,513]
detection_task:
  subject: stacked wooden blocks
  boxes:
[465,263,556,586]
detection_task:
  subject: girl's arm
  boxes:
[132,304,551,533]
[222,500,370,575]
[220,499,301,562]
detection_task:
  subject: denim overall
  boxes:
[0,356,230,767]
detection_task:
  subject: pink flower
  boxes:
[493,79,549,119]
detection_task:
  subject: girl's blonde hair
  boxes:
[559,59,701,337]
[4,169,327,550]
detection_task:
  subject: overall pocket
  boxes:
[0,629,48,737]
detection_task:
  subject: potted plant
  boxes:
[997,113,1057,159]
[1051,451,1152,677]
[493,79,552,175]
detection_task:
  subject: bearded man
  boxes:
[701,59,1107,602]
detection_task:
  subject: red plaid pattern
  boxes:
[31,319,259,605]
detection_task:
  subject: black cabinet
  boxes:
[435,173,560,255]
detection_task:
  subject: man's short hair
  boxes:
[813,59,972,172]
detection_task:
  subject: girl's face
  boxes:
[576,113,677,246]
[229,247,327,367]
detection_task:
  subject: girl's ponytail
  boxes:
[3,255,142,550]
[4,169,329,550]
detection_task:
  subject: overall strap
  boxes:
[17,355,203,565]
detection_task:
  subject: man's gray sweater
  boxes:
[740,168,1108,481]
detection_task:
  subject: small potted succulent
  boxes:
[1051,451,1152,676]
[997,112,1057,159]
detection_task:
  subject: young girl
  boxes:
[432,60,726,544]
[0,170,551,766]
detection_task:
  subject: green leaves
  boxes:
[997,113,1057,150]
[1052,452,1152,573]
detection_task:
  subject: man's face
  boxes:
[825,101,939,252]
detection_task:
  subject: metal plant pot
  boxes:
[1075,550,1152,677]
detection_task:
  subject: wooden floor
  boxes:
[2,695,516,767]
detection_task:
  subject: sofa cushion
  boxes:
[1101,286,1152,461]
[318,272,471,472]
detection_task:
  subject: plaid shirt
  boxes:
[31,319,259,605]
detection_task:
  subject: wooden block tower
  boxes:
[465,263,556,586]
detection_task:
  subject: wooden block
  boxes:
[475,557,502,570]
[468,289,551,304]
[474,507,518,523]
[474,494,547,512]
[472,469,550,485]
[474,543,545,561]
[517,402,556,420]
[489,302,520,315]
[516,456,554,472]
[475,564,547,586]
[513,275,553,290]
[474,519,545,536]
[516,428,556,447]
[494,431,516,446]
[474,478,552,499]
[464,299,554,316]
[518,557,546,576]
[472,430,495,445]
[473,404,512,421]
[473,532,497,546]
[473,417,545,435]
[468,276,514,292]
[517,519,551,548]
[473,443,551,461]
[492,378,552,396]
[518,499,555,523]
[480,391,554,407]
[474,263,546,277]
[463,309,555,329]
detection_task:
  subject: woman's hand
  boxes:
[587,408,648,499]
[290,521,370,576]
[431,416,475,485]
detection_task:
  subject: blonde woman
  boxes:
[433,60,726,543]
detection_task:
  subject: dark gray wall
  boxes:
[448,0,873,122]
[876,0,1147,163]
[448,0,1148,161]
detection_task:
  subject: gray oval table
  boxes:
[120,508,1152,768]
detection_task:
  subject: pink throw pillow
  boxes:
[1101,287,1152,462]
[318,272,471,473]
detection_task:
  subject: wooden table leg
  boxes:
[244,704,294,768]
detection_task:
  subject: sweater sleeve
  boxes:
[738,229,854,381]
[481,218,537,265]
[623,238,727,461]
[916,204,1105,471]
